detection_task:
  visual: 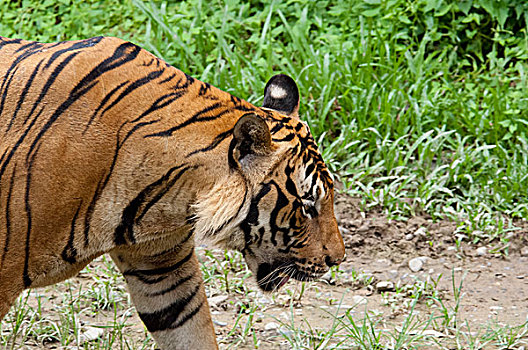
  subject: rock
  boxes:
[321,270,333,283]
[213,320,228,327]
[376,281,394,292]
[208,295,228,307]
[339,226,351,235]
[79,326,104,343]
[476,247,487,256]
[409,257,424,272]
[265,322,279,331]
[352,295,367,305]
[405,233,414,241]
[521,247,528,257]
[414,227,427,237]
[421,329,446,337]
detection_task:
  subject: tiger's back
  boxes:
[0,36,345,349]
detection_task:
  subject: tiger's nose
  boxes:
[325,252,346,268]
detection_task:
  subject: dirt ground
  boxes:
[212,193,528,348]
[4,192,528,349]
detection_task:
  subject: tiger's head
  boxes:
[195,74,345,291]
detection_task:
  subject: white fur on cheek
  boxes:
[193,176,249,251]
[269,85,287,99]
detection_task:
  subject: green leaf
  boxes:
[361,8,381,17]
[458,0,473,15]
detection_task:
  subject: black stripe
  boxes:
[83,80,128,133]
[0,107,43,182]
[272,133,295,142]
[240,183,270,248]
[22,145,41,288]
[185,128,233,157]
[230,95,241,105]
[96,69,166,124]
[5,59,44,133]
[0,166,16,270]
[0,65,21,121]
[84,177,104,247]
[44,37,103,70]
[0,38,22,50]
[0,43,44,117]
[61,202,82,263]
[138,283,200,332]
[150,228,195,258]
[144,102,226,138]
[146,273,195,297]
[304,163,315,178]
[270,123,284,134]
[136,166,193,223]
[124,249,194,284]
[168,299,204,330]
[130,91,186,124]
[14,41,41,53]
[280,232,309,254]
[114,164,190,245]
[158,73,177,85]
[268,181,290,246]
[198,82,211,95]
[23,51,81,125]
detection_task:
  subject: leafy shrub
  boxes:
[358,0,528,69]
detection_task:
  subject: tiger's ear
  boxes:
[230,113,272,168]
[262,74,300,118]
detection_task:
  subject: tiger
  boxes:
[0,36,345,349]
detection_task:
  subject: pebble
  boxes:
[208,295,228,307]
[339,226,351,235]
[414,227,427,237]
[409,257,424,272]
[352,295,367,305]
[265,322,279,330]
[376,281,395,292]
[213,320,228,327]
[405,233,414,241]
[79,326,104,343]
[421,329,446,337]
[521,247,528,257]
[321,270,333,283]
[476,247,487,256]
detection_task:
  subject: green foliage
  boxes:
[357,0,528,67]
[0,0,146,42]
[1,0,527,237]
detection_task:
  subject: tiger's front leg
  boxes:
[110,240,218,350]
